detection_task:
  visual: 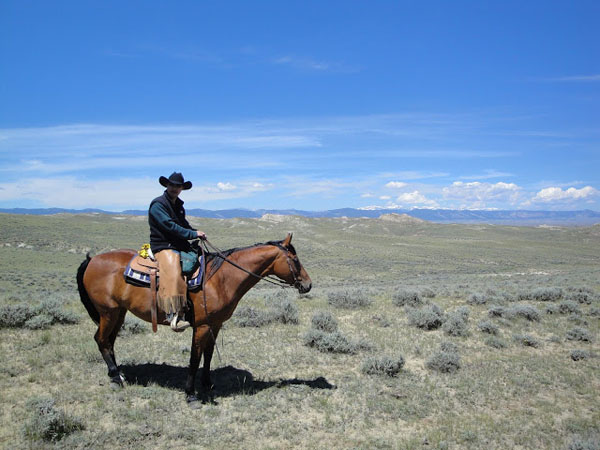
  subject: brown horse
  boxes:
[76,233,311,402]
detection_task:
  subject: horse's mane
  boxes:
[205,240,296,280]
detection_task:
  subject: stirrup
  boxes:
[170,313,190,332]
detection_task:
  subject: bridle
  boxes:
[199,239,302,289]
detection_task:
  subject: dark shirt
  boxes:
[148,191,196,253]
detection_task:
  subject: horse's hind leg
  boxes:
[95,309,124,387]
[108,308,127,384]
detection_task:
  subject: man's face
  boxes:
[166,183,183,200]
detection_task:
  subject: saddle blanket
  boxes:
[124,254,205,290]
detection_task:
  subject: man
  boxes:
[148,172,206,331]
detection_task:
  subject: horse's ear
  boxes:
[283,233,293,247]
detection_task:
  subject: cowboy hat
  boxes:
[159,172,192,190]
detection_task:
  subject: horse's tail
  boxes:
[77,253,99,324]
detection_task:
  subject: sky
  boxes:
[0,0,599,212]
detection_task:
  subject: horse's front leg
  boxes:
[201,325,221,390]
[185,325,211,403]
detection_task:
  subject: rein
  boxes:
[200,239,296,289]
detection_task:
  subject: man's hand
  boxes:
[196,230,207,240]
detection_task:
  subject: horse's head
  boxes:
[270,233,312,294]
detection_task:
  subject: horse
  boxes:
[76,233,312,403]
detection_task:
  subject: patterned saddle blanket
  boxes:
[124,254,205,290]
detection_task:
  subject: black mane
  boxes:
[205,240,292,280]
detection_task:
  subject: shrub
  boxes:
[119,316,148,335]
[513,334,540,348]
[24,314,54,330]
[567,434,600,450]
[270,297,299,324]
[509,304,540,322]
[478,320,499,335]
[589,307,600,317]
[392,289,422,307]
[488,305,507,318]
[443,309,469,337]
[467,293,489,305]
[35,299,79,325]
[426,344,461,373]
[361,355,405,376]
[311,311,338,333]
[485,336,507,349]
[570,350,591,361]
[545,304,559,315]
[420,287,436,298]
[234,306,274,328]
[327,289,372,309]
[566,327,593,343]
[22,397,84,442]
[530,287,563,302]
[408,304,445,330]
[440,341,459,354]
[559,301,582,315]
[0,303,36,328]
[302,329,357,354]
[566,291,594,305]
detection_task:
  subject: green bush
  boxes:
[545,304,559,315]
[234,306,274,328]
[0,299,79,330]
[420,287,436,299]
[467,292,489,305]
[119,316,148,335]
[35,299,79,325]
[513,334,540,348]
[0,303,37,328]
[509,304,540,322]
[559,301,582,315]
[566,327,593,343]
[566,291,594,305]
[408,304,445,330]
[529,287,563,302]
[24,314,54,330]
[478,320,499,335]
[443,308,469,337]
[570,350,591,361]
[361,355,405,376]
[327,289,372,309]
[22,397,84,442]
[302,329,357,354]
[426,343,461,373]
[310,311,338,332]
[392,289,422,307]
[488,305,507,318]
[567,433,600,450]
[270,297,299,324]
[485,336,507,349]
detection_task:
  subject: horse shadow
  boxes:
[120,363,336,403]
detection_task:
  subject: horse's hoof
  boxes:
[186,394,200,405]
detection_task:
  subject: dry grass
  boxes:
[0,213,599,449]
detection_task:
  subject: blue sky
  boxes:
[1,1,598,211]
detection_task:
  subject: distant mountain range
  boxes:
[1,207,599,226]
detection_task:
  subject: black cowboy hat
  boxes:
[159,172,192,190]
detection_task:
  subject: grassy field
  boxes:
[0,212,599,449]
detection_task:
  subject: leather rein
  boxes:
[198,239,301,289]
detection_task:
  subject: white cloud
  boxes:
[385,181,408,189]
[531,186,598,203]
[442,181,522,208]
[395,190,439,208]
[379,195,391,200]
[544,74,600,82]
[216,182,236,191]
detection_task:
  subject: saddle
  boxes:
[124,252,205,333]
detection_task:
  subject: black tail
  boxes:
[77,253,99,324]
